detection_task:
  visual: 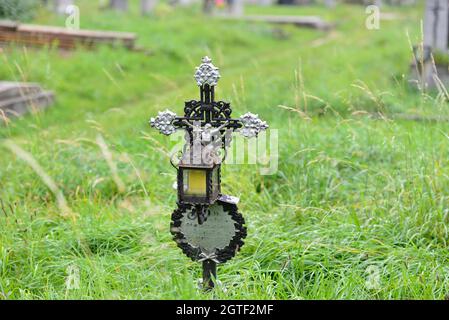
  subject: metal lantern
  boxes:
[149,56,268,290]
[177,160,221,205]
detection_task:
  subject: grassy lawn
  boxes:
[1,1,449,299]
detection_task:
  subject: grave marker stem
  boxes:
[202,260,217,290]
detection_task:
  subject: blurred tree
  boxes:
[0,0,38,20]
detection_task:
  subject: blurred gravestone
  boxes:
[54,0,74,15]
[388,0,416,4]
[409,0,449,90]
[245,0,274,4]
[0,82,54,121]
[228,0,244,16]
[109,0,128,11]
[203,0,215,14]
[141,0,158,14]
[324,0,336,7]
[344,0,415,4]
[278,0,312,5]
[423,0,448,52]
[178,0,193,5]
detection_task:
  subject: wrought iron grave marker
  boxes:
[149,57,268,289]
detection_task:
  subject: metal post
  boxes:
[202,259,217,290]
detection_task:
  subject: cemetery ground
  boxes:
[1,2,449,299]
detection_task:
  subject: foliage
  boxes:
[0,0,38,21]
[432,50,449,67]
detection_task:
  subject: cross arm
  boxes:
[149,109,268,138]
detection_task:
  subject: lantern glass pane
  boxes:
[183,169,207,196]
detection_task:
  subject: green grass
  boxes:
[1,1,449,299]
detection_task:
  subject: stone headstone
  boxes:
[409,55,449,91]
[53,0,74,15]
[423,0,449,52]
[109,0,128,11]
[141,0,158,14]
[0,82,54,121]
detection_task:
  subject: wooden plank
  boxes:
[0,20,19,32]
[0,31,82,49]
[17,24,135,41]
[0,20,136,50]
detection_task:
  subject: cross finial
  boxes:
[194,56,220,87]
[202,56,212,63]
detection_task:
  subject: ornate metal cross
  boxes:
[149,56,268,290]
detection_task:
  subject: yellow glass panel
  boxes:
[186,170,207,195]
